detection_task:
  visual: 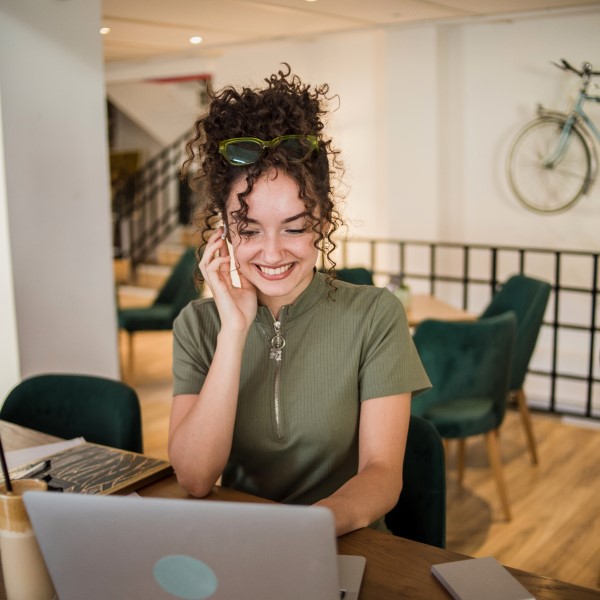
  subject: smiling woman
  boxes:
[167,65,431,537]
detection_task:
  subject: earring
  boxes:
[321,238,330,254]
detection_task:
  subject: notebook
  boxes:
[431,556,535,600]
[24,492,365,600]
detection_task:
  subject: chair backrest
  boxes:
[385,415,446,548]
[334,267,374,286]
[0,374,143,453]
[154,248,199,314]
[480,274,551,390]
[412,312,516,429]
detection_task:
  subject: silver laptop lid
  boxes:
[24,492,341,600]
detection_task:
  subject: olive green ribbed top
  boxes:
[173,271,430,509]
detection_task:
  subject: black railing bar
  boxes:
[370,267,599,297]
[550,253,561,412]
[529,368,600,384]
[429,244,436,295]
[462,247,470,310]
[547,322,600,333]
[490,248,498,296]
[399,242,405,287]
[585,255,598,417]
[344,237,600,259]
[371,272,507,288]
[519,248,525,274]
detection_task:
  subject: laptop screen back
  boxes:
[24,492,341,600]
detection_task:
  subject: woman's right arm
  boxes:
[168,227,257,497]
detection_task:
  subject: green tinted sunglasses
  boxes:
[218,135,319,166]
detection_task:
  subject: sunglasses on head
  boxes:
[218,135,319,166]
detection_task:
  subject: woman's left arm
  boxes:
[314,392,411,536]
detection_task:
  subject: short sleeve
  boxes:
[358,289,431,401]
[172,300,220,396]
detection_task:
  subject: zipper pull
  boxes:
[269,319,286,361]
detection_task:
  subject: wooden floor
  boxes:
[121,329,600,592]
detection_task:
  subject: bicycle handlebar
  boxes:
[552,58,600,77]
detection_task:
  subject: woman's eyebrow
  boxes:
[245,211,308,225]
[282,211,309,224]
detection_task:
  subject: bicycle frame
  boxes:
[535,82,600,192]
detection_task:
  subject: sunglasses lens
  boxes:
[278,137,315,161]
[224,141,263,165]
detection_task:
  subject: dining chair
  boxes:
[118,248,199,372]
[385,414,446,548]
[412,312,516,520]
[0,374,143,453]
[480,274,551,464]
[334,267,374,285]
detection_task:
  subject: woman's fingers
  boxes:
[199,230,234,291]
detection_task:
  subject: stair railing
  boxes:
[112,128,194,272]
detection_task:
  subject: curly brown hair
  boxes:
[182,64,345,286]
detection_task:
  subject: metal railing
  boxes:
[112,129,192,269]
[336,237,600,420]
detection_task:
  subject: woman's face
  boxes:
[227,170,321,312]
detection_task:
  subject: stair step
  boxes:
[118,285,157,308]
[113,258,131,284]
[157,243,187,266]
[135,263,172,289]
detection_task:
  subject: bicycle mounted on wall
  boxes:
[507,59,600,214]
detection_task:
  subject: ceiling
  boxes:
[101,0,600,63]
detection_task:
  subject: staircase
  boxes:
[115,226,198,309]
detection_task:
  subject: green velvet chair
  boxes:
[118,248,199,371]
[412,312,516,520]
[385,415,446,548]
[1,374,143,453]
[480,274,551,465]
[334,267,374,285]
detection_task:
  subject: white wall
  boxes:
[448,13,600,252]
[0,0,120,396]
[0,88,20,396]
[106,9,600,254]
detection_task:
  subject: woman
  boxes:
[168,65,430,536]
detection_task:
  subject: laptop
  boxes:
[23,492,365,600]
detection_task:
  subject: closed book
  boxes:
[431,556,535,600]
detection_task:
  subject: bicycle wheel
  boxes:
[507,116,591,214]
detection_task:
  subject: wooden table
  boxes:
[2,421,599,600]
[406,294,474,328]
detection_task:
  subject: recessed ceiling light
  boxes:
[189,36,203,45]
[100,27,111,35]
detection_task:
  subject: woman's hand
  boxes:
[199,227,257,333]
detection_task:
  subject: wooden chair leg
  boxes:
[127,332,134,379]
[484,429,511,521]
[514,388,538,465]
[457,439,466,485]
[443,439,451,467]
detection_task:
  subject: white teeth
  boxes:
[259,264,292,276]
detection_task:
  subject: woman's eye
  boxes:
[286,228,307,235]
[239,230,259,238]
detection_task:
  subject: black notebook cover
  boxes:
[8,442,173,495]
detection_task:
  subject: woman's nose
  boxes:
[261,234,285,262]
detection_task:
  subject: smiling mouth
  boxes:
[257,263,294,276]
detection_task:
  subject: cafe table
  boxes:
[405,293,474,328]
[1,420,599,600]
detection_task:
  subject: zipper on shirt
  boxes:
[268,308,287,441]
